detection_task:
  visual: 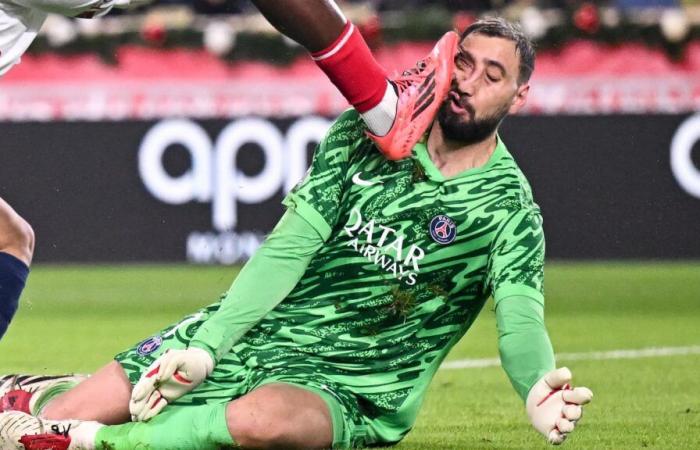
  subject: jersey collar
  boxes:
[412,135,507,182]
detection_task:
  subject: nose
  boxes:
[454,71,476,98]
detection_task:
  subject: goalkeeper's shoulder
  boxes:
[313,108,376,167]
[323,109,368,147]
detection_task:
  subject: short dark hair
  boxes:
[460,17,535,85]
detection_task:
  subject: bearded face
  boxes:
[436,82,511,145]
[435,33,530,146]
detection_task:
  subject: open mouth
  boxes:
[448,91,471,116]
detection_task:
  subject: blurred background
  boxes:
[1,4,699,447]
[1,0,699,264]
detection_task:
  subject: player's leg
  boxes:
[0,196,33,280]
[252,0,457,160]
[0,197,34,339]
[0,366,129,425]
[225,383,333,449]
[36,305,221,424]
[0,374,87,415]
[251,0,346,52]
[92,383,334,449]
[253,0,394,130]
[8,383,335,450]
[39,361,132,424]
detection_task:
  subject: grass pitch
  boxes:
[1,262,699,449]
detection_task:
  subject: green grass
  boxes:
[1,262,699,448]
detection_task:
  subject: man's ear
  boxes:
[509,84,529,114]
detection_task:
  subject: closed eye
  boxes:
[455,53,473,70]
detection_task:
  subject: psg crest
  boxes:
[429,215,457,245]
[137,335,163,356]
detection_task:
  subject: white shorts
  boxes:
[0,0,46,76]
[0,0,114,76]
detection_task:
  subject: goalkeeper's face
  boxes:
[437,33,529,144]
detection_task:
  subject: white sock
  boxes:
[65,420,103,450]
[360,81,398,136]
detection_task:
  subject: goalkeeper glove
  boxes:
[526,367,593,445]
[129,347,214,422]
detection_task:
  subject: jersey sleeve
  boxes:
[282,109,365,240]
[488,208,545,305]
[496,295,555,401]
[189,209,324,361]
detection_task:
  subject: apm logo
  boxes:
[138,117,331,263]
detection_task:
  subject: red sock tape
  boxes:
[312,23,388,113]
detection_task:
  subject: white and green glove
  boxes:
[526,367,593,445]
[129,347,214,422]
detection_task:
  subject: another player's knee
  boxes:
[0,214,35,266]
[17,219,35,264]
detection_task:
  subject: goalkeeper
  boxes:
[0,18,592,450]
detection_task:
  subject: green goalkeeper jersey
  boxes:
[228,109,545,441]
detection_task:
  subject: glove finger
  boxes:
[544,367,572,389]
[142,397,168,422]
[157,353,181,381]
[547,429,567,445]
[131,375,158,403]
[563,386,593,405]
[136,390,168,422]
[130,385,163,420]
[562,404,582,421]
[129,396,145,419]
[556,417,575,434]
[129,389,152,420]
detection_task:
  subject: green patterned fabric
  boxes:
[496,295,554,401]
[116,303,373,449]
[189,209,324,361]
[263,109,544,442]
[116,109,546,447]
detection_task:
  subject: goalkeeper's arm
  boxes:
[189,208,324,360]
[496,295,593,445]
[129,208,324,421]
[496,295,555,401]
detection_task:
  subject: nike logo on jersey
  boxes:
[352,172,382,187]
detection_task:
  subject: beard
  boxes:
[437,95,510,145]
